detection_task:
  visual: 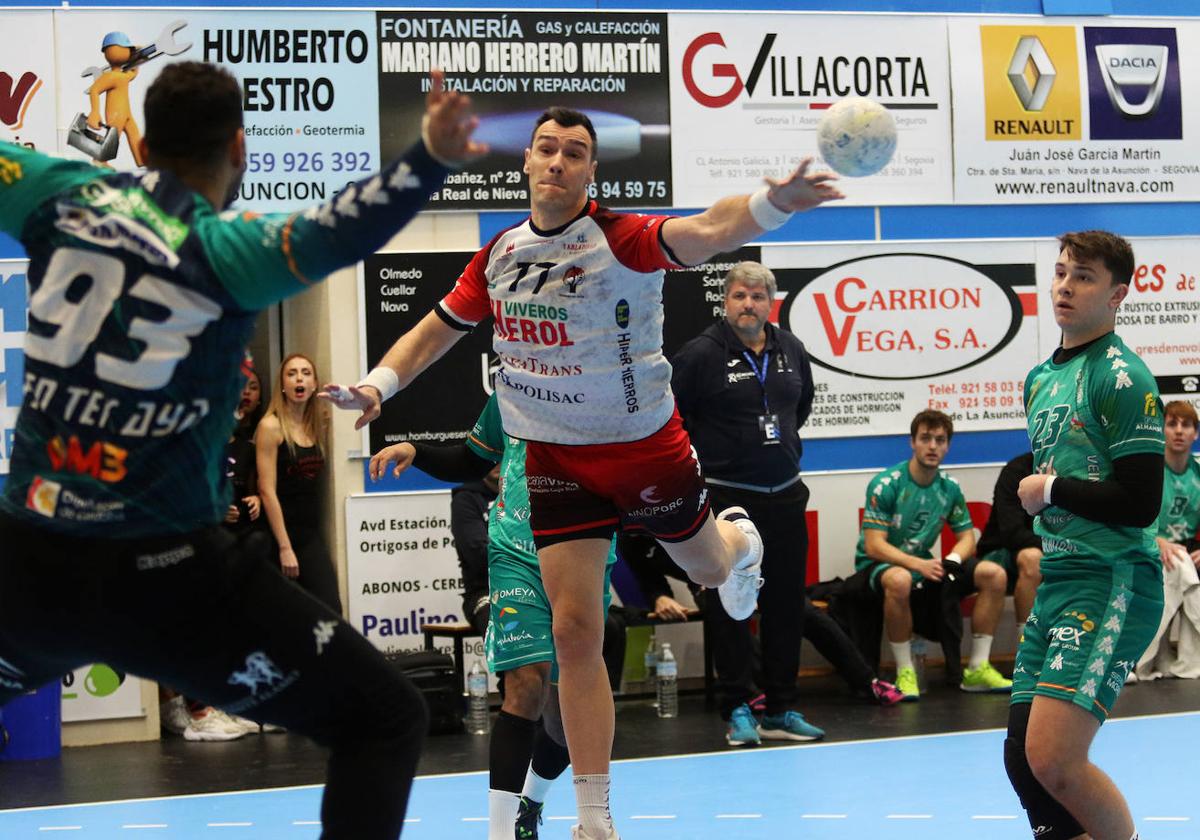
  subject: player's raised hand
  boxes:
[422,68,489,167]
[764,157,845,211]
[369,442,417,481]
[319,383,381,431]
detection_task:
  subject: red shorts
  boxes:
[525,408,711,549]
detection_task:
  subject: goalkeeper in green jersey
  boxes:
[1006,231,1164,840]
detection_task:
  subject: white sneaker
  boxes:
[220,711,261,735]
[716,506,764,621]
[159,696,192,736]
[571,826,620,840]
[183,707,247,742]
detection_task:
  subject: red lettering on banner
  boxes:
[814,292,855,357]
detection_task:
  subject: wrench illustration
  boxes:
[80,20,191,91]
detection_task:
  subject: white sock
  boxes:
[488,789,521,840]
[574,774,613,837]
[521,767,555,803]
[969,633,994,670]
[891,640,913,672]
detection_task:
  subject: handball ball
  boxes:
[817,97,897,177]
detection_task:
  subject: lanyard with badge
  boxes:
[743,350,781,445]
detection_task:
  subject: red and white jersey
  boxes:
[438,201,683,445]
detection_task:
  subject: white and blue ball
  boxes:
[816,97,897,178]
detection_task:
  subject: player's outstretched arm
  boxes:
[369,443,417,481]
[320,309,465,430]
[661,157,844,267]
[207,70,489,310]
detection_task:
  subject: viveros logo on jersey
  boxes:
[680,32,932,109]
[1085,27,1181,140]
[980,26,1081,140]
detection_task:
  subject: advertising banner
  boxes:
[1,12,57,154]
[346,491,488,689]
[668,13,953,208]
[376,10,672,210]
[1036,237,1200,408]
[359,251,492,456]
[769,241,1040,436]
[61,665,144,722]
[54,10,379,213]
[950,18,1200,203]
[0,261,27,476]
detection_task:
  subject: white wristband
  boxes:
[357,367,400,404]
[1042,475,1056,505]
[747,187,793,231]
[945,552,963,566]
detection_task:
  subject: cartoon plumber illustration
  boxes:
[69,21,191,165]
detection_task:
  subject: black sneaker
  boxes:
[515,796,543,839]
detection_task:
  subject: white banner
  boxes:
[1,11,58,154]
[61,665,144,722]
[767,240,1040,437]
[346,491,490,689]
[54,10,379,213]
[668,12,953,207]
[950,17,1200,204]
[1035,236,1200,408]
[0,260,27,476]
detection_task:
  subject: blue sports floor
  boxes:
[1,712,1196,838]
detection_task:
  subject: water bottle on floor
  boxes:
[657,643,678,719]
[466,660,490,735]
[644,630,659,705]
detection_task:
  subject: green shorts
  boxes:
[484,547,612,679]
[1011,564,1164,723]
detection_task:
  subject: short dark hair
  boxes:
[1057,230,1135,286]
[530,107,597,159]
[911,409,954,442]
[144,62,243,170]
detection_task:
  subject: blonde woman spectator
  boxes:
[256,353,340,613]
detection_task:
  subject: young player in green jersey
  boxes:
[854,410,1012,700]
[369,392,616,840]
[1134,399,1200,679]
[0,62,485,839]
[1007,231,1165,840]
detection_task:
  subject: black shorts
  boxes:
[0,514,417,740]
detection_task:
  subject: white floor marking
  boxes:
[38,829,82,833]
[1144,816,1190,821]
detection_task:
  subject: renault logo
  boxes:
[1095,44,1169,118]
[1008,36,1056,111]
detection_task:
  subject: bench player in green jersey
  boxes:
[0,62,485,839]
[853,409,983,700]
[369,392,616,840]
[1134,400,1200,679]
[1007,231,1165,840]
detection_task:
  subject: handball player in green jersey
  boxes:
[0,63,485,838]
[1005,231,1165,840]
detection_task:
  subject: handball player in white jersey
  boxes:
[327,108,842,839]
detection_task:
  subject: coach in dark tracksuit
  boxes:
[671,261,824,746]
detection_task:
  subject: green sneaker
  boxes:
[960,662,1013,693]
[895,666,920,702]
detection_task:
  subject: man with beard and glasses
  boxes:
[0,61,485,839]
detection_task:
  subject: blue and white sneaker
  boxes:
[716,507,764,621]
[757,711,825,742]
[725,703,761,747]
